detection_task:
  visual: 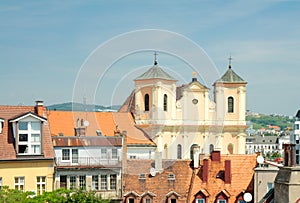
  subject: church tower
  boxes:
[213,60,247,154]
[133,54,177,123]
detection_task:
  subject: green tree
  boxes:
[0,187,111,203]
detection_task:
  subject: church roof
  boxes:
[135,64,176,81]
[216,65,246,83]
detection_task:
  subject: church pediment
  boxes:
[186,81,209,92]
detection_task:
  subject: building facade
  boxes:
[120,58,247,159]
[0,101,54,195]
[52,136,123,200]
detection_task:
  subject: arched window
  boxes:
[190,144,199,160]
[227,143,234,154]
[164,144,168,159]
[163,94,168,111]
[144,94,149,111]
[228,96,234,113]
[209,144,214,154]
[177,144,182,159]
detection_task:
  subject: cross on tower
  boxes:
[228,55,233,68]
[154,52,158,65]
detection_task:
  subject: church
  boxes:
[120,55,247,159]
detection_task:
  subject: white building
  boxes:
[53,136,123,200]
[291,110,300,164]
[121,57,248,159]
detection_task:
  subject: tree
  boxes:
[0,187,111,203]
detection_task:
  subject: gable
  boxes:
[9,112,47,123]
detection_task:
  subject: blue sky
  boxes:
[0,1,299,116]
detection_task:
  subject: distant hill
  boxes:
[246,113,295,130]
[47,102,121,112]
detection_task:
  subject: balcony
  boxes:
[55,157,121,168]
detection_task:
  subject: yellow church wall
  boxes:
[0,160,54,193]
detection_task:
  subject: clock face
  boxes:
[192,99,198,104]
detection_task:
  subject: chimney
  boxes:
[202,159,209,183]
[155,151,162,172]
[35,100,45,117]
[224,160,231,184]
[122,131,127,175]
[211,150,221,162]
[193,145,201,168]
[283,144,296,167]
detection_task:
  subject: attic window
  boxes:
[168,174,175,180]
[0,119,4,134]
[139,173,146,180]
[17,121,41,154]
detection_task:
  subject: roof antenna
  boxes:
[154,51,158,65]
[228,55,233,69]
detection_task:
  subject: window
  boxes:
[177,144,182,159]
[112,148,118,159]
[218,200,226,203]
[267,182,274,191]
[79,176,86,190]
[196,199,205,203]
[163,94,168,111]
[62,149,78,163]
[60,175,67,189]
[171,199,177,203]
[62,149,70,161]
[92,175,99,190]
[72,149,78,163]
[36,176,46,195]
[295,124,300,130]
[228,97,234,113]
[168,174,175,180]
[296,140,300,144]
[0,177,2,190]
[101,175,107,190]
[128,198,135,203]
[101,149,107,159]
[18,121,41,154]
[0,119,4,134]
[145,198,151,203]
[238,201,246,203]
[15,177,24,191]
[110,174,117,190]
[209,144,214,153]
[227,143,234,154]
[70,176,76,189]
[144,94,149,111]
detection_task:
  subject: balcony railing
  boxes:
[55,157,121,167]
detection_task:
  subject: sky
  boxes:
[0,1,300,116]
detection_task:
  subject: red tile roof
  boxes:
[0,105,54,160]
[52,136,122,147]
[123,155,257,203]
[48,111,154,146]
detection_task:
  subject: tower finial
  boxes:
[228,55,233,69]
[154,52,158,65]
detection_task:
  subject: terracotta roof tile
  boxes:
[52,136,122,147]
[48,111,154,146]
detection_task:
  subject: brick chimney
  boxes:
[35,100,45,117]
[224,160,231,184]
[283,144,296,167]
[202,159,209,183]
[211,150,221,162]
[122,130,127,175]
[155,151,162,172]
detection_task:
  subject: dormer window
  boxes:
[18,121,41,154]
[10,112,47,155]
[0,118,4,134]
[168,174,175,180]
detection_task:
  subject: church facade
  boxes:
[121,57,247,160]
